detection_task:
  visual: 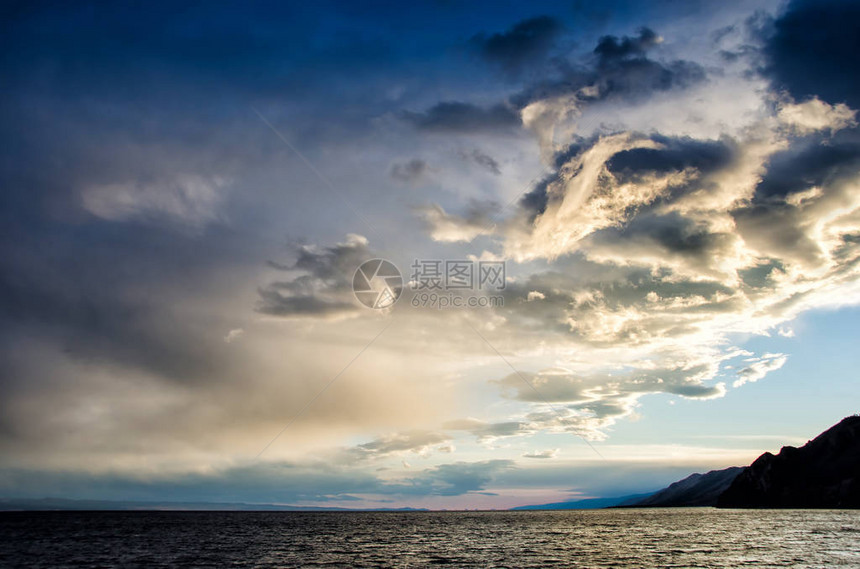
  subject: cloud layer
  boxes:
[1,0,858,508]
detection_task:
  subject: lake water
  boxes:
[2,508,859,567]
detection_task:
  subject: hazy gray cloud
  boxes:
[0,457,514,503]
[223,328,245,343]
[460,149,502,175]
[80,174,231,228]
[390,159,429,184]
[257,234,371,319]
[417,200,500,243]
[0,462,381,504]
[343,431,452,461]
[444,418,534,442]
[391,460,514,496]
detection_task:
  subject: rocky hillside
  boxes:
[717,415,860,508]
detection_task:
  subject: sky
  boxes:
[1,0,859,509]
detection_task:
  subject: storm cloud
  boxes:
[470,16,563,76]
[400,102,522,134]
[761,0,860,109]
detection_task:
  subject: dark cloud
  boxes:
[754,136,860,203]
[470,16,563,76]
[585,58,706,102]
[409,26,704,143]
[762,0,860,108]
[400,102,521,133]
[257,236,371,318]
[520,182,550,217]
[460,149,501,175]
[593,27,661,62]
[741,127,860,267]
[511,28,706,108]
[607,136,735,181]
[521,134,734,219]
[732,204,827,267]
[519,138,592,217]
[390,159,429,183]
[604,212,731,257]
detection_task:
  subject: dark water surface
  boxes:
[2,508,859,568]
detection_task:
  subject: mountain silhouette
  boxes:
[629,467,743,507]
[717,415,860,508]
[511,493,652,510]
[620,415,860,509]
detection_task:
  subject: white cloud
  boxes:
[346,431,452,461]
[417,203,494,243]
[403,58,860,444]
[224,328,245,343]
[521,94,582,160]
[523,448,559,459]
[732,353,787,388]
[778,97,857,135]
[81,174,229,227]
[509,133,666,262]
[486,361,727,439]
